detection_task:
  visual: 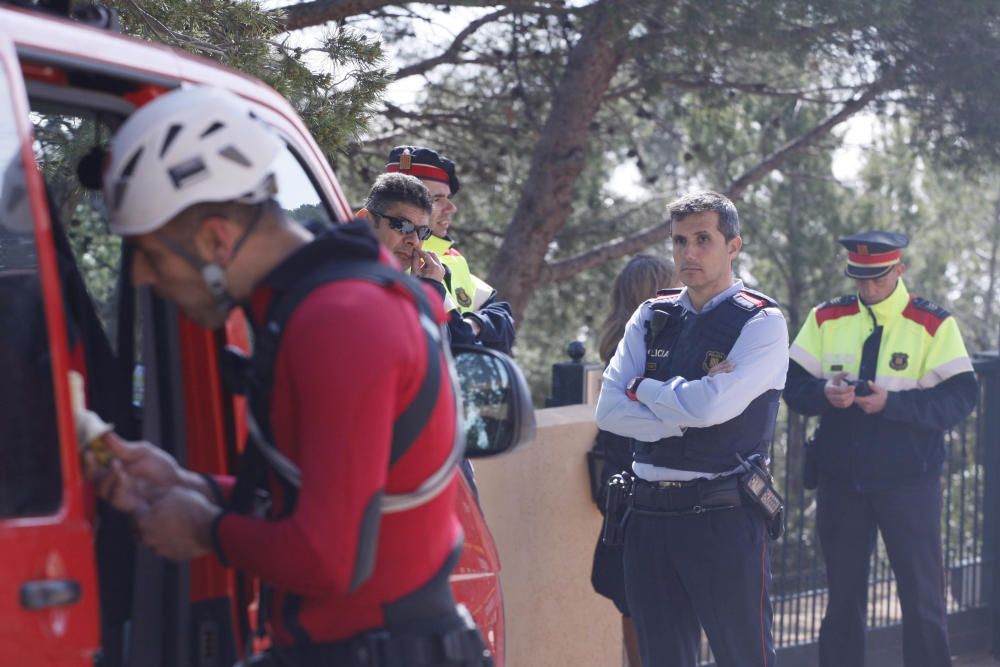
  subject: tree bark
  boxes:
[486,0,633,321]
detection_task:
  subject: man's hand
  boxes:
[135,487,219,561]
[464,316,482,337]
[854,381,889,414]
[708,360,735,377]
[824,371,856,409]
[411,249,446,282]
[84,433,184,513]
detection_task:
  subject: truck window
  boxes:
[273,146,335,228]
[0,67,62,517]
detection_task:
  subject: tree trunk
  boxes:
[486,0,633,322]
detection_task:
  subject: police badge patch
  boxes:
[455,287,473,307]
[890,352,909,371]
[703,351,726,373]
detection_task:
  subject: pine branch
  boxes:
[540,73,896,283]
[277,0,565,32]
[394,8,515,80]
[725,74,895,198]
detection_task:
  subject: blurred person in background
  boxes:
[590,254,678,667]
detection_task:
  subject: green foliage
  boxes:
[107,0,389,155]
[851,119,1000,350]
[31,112,120,332]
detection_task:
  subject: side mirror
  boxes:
[452,345,535,458]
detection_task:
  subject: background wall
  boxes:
[474,403,624,667]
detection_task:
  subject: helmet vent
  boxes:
[218,145,252,168]
[201,121,225,138]
[169,157,208,189]
[120,147,144,179]
[160,123,183,158]
[113,181,128,211]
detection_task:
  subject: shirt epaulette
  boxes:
[731,288,779,311]
[903,296,950,336]
[815,294,859,326]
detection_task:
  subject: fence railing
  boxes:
[697,352,1000,666]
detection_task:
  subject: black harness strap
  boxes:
[235,259,443,504]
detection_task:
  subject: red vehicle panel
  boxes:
[0,31,100,667]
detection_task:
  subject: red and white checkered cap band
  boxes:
[386,162,450,184]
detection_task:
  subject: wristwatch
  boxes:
[626,376,645,401]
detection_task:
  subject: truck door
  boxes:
[0,38,101,667]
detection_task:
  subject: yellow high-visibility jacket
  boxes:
[785,280,978,489]
[424,235,496,314]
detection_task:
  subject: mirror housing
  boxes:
[452,344,535,458]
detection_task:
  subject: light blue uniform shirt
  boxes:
[595,280,789,481]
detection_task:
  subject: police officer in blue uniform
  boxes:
[785,231,978,667]
[596,191,788,667]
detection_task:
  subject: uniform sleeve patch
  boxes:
[903,297,948,335]
[738,288,779,309]
[731,289,779,312]
[815,295,859,326]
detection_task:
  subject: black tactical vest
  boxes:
[631,288,782,473]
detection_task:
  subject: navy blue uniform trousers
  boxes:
[623,505,775,667]
[817,474,950,667]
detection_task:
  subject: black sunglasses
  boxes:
[369,208,433,241]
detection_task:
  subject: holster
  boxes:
[601,472,633,546]
[738,456,785,540]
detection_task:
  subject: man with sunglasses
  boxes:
[386,146,514,354]
[359,173,478,347]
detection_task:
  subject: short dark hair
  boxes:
[668,191,740,240]
[365,173,432,214]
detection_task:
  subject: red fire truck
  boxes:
[0,3,530,665]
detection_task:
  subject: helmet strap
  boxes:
[156,202,267,313]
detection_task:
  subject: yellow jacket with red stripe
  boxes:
[422,235,516,354]
[784,280,978,489]
[423,235,495,314]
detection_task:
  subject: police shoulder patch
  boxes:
[815,294,859,327]
[731,288,778,311]
[903,296,950,336]
[817,294,857,310]
[654,287,683,300]
[908,296,950,320]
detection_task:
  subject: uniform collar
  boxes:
[423,234,454,255]
[861,278,909,323]
[678,279,744,314]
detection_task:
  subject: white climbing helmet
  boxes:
[105,85,283,236]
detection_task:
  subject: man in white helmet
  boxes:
[87,86,492,667]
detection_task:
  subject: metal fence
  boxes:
[698,352,1000,666]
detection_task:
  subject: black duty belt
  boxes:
[239,623,493,667]
[629,475,743,515]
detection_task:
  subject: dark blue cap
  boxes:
[839,231,909,279]
[385,146,460,195]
